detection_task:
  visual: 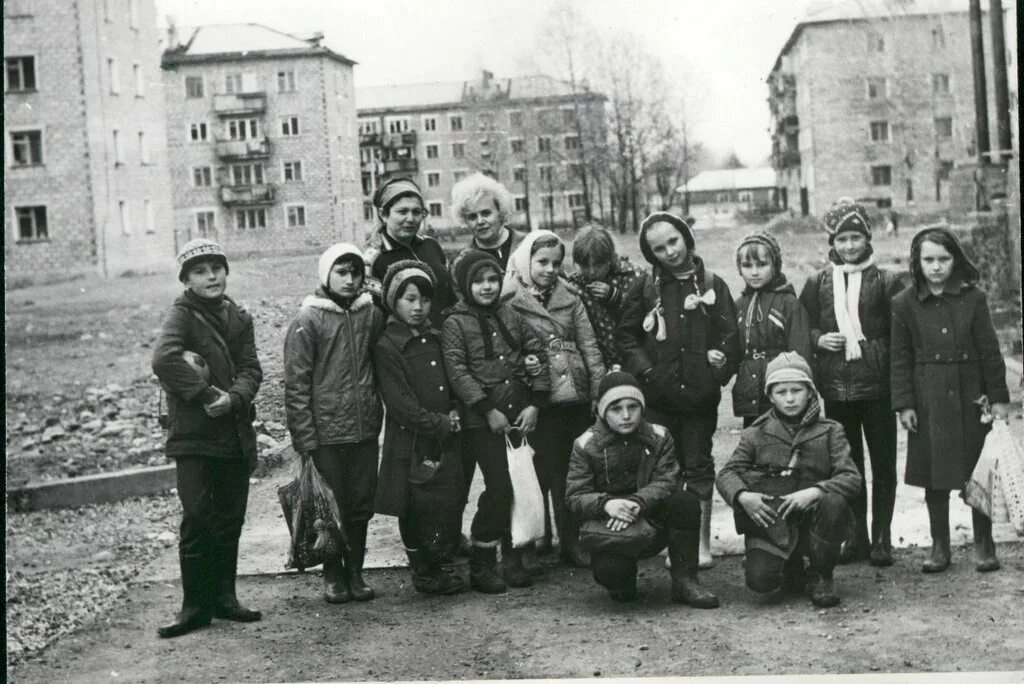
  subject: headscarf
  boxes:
[503,229,564,295]
[909,225,980,293]
[454,249,516,359]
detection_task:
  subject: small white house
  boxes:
[677,168,779,228]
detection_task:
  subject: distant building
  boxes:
[677,168,779,229]
[162,24,363,255]
[356,71,607,231]
[768,0,1013,217]
[4,0,175,282]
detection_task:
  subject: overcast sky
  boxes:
[156,0,823,166]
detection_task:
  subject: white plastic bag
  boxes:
[965,420,1024,536]
[507,434,545,547]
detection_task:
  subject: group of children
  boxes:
[152,173,1011,638]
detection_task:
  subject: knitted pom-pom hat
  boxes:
[176,238,228,282]
[764,351,815,392]
[596,366,646,419]
[822,198,872,244]
[736,229,782,274]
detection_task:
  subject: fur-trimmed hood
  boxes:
[300,289,374,313]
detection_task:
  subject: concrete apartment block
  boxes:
[4,0,175,282]
[162,25,362,258]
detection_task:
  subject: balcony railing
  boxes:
[383,131,417,147]
[359,132,382,146]
[212,92,267,116]
[220,184,275,206]
[215,137,270,160]
[382,158,418,175]
[773,149,801,168]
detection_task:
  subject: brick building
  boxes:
[161,24,362,256]
[356,71,607,231]
[768,0,1010,217]
[4,0,175,282]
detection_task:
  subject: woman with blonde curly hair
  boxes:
[451,173,526,271]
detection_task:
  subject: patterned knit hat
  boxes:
[176,238,228,282]
[381,259,435,313]
[736,230,782,273]
[596,366,646,419]
[764,351,815,392]
[822,198,872,244]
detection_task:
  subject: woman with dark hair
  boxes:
[366,177,456,328]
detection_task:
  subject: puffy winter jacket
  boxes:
[283,290,384,453]
[565,419,680,521]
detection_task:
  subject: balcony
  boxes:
[359,132,382,146]
[220,184,275,206]
[212,92,266,116]
[773,149,801,169]
[215,136,270,160]
[382,158,418,175]
[383,131,417,147]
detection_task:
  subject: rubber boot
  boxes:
[922,490,951,574]
[501,539,533,588]
[211,542,261,622]
[869,521,894,568]
[869,477,896,567]
[698,499,715,569]
[520,542,545,577]
[807,534,842,608]
[157,552,213,638]
[405,548,466,595]
[667,530,720,609]
[345,519,375,601]
[972,510,1000,573]
[323,556,351,604]
[469,542,507,594]
[554,496,590,568]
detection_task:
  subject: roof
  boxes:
[769,0,968,75]
[163,23,356,66]
[356,74,603,113]
[678,168,777,193]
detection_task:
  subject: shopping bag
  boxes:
[278,456,347,571]
[990,421,1024,536]
[506,432,545,547]
[407,437,464,559]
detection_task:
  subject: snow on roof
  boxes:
[678,168,777,193]
[168,23,355,64]
[356,74,594,112]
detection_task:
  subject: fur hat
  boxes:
[764,352,815,392]
[176,238,228,282]
[317,243,365,290]
[596,367,646,419]
[823,198,872,244]
[381,259,435,313]
[737,230,782,274]
[454,249,503,304]
[638,211,695,268]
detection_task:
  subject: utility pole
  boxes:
[989,0,1012,161]
[969,0,991,163]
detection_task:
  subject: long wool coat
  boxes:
[890,282,1009,489]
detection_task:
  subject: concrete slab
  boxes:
[8,465,176,513]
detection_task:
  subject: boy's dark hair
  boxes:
[572,225,616,266]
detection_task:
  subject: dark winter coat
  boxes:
[798,262,903,401]
[565,419,679,521]
[566,256,647,369]
[283,290,384,454]
[367,230,457,330]
[890,281,1009,489]
[152,292,262,463]
[616,257,740,414]
[441,301,550,430]
[373,319,457,517]
[506,279,606,406]
[733,277,814,417]
[453,227,527,273]
[716,406,862,507]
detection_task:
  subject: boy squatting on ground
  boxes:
[716,352,861,607]
[565,368,719,607]
[151,239,263,638]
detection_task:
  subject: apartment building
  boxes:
[162,24,362,254]
[4,0,174,282]
[768,0,1012,217]
[356,71,607,230]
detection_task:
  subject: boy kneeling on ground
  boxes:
[565,369,719,607]
[716,352,861,607]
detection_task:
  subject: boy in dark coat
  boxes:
[152,239,263,638]
[284,243,384,603]
[565,369,719,607]
[717,352,861,608]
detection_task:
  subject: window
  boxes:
[510,138,524,154]
[5,56,36,91]
[451,143,465,159]
[425,144,439,159]
[358,120,379,135]
[185,76,204,98]
[230,163,264,186]
[866,77,887,99]
[427,171,441,187]
[14,205,47,241]
[564,135,581,151]
[449,115,463,132]
[562,108,575,126]
[567,162,583,179]
[538,165,553,182]
[513,166,527,182]
[363,202,375,221]
[937,160,954,181]
[538,136,552,153]
[119,200,131,235]
[236,208,267,229]
[286,205,306,228]
[190,122,208,142]
[935,116,953,139]
[283,161,303,182]
[869,121,890,143]
[931,73,950,94]
[277,70,296,93]
[226,118,259,140]
[193,166,212,187]
[479,138,491,159]
[876,197,892,209]
[128,0,138,29]
[509,110,523,128]
[112,129,124,164]
[387,117,409,133]
[428,201,442,217]
[478,112,494,131]
[195,210,216,237]
[144,199,155,233]
[422,116,437,132]
[224,73,242,94]
[871,165,892,186]
[133,63,144,97]
[108,57,120,94]
[453,170,468,182]
[281,116,300,136]
[541,195,554,210]
[138,131,150,164]
[9,129,43,166]
[868,32,885,52]
[566,192,584,209]
[932,28,945,49]
[514,196,527,211]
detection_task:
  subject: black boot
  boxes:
[501,539,533,588]
[469,543,507,594]
[782,553,809,594]
[157,552,213,638]
[972,510,1001,573]
[922,490,951,574]
[211,542,261,622]
[322,556,351,604]
[838,515,871,564]
[869,525,894,568]
[591,553,638,602]
[520,542,545,577]
[406,548,466,596]
[667,530,720,609]
[554,496,590,568]
[344,519,375,601]
[807,534,842,608]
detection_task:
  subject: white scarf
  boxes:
[831,256,874,361]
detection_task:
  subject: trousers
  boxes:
[175,455,250,555]
[313,439,379,523]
